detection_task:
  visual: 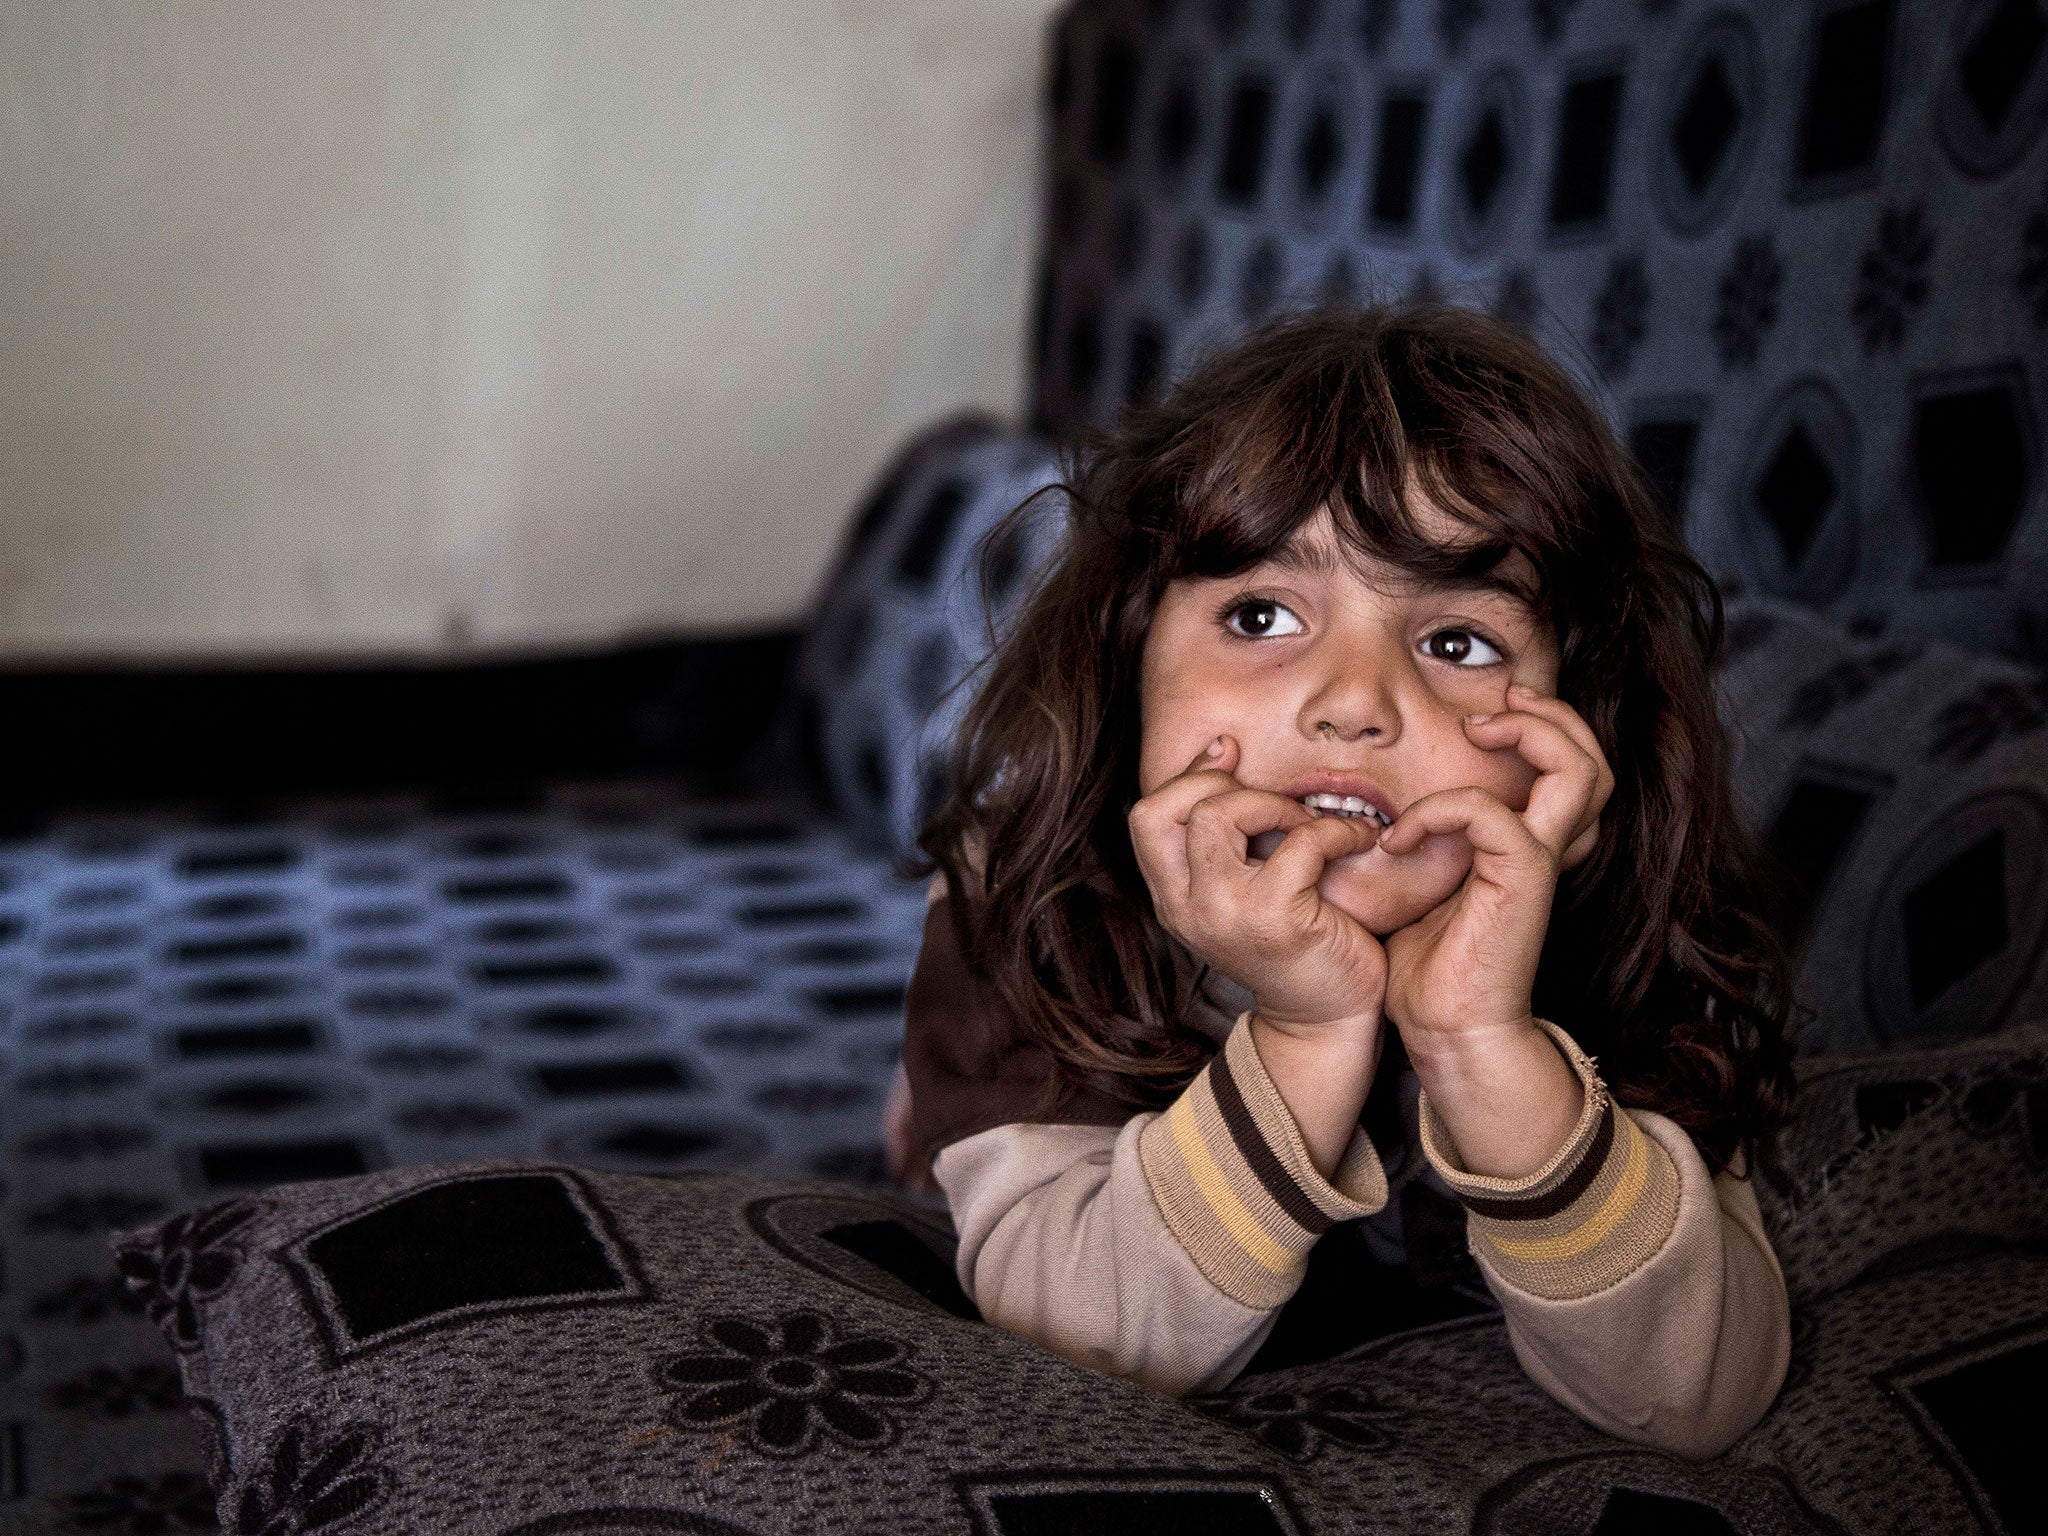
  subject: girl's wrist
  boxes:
[1397,1012,1541,1075]
[1250,1003,1382,1048]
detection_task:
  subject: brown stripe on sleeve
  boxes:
[1206,1048,1338,1235]
[1138,1016,1388,1310]
[1417,1019,1682,1300]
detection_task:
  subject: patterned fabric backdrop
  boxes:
[1025,0,2048,660]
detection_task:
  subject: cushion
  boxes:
[1720,597,2048,1052]
[785,415,1065,853]
[97,1016,2048,1535]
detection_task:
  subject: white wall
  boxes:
[0,0,1059,659]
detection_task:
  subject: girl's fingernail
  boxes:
[1466,712,1492,725]
[1204,737,1224,758]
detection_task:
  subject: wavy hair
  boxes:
[918,305,1796,1173]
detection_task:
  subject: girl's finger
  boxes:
[1248,812,1382,903]
[1184,788,1315,889]
[1460,709,1606,856]
[1127,737,1243,899]
[1377,786,1552,890]
[1506,686,1616,804]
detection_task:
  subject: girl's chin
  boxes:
[1314,833,1473,936]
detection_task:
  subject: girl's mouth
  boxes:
[1298,792,1392,828]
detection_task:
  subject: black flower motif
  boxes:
[1852,202,1933,353]
[1590,254,1650,378]
[227,1418,390,1535]
[1714,235,1781,366]
[114,1199,259,1352]
[33,1270,148,1325]
[1777,643,1924,731]
[1195,1383,1401,1460]
[658,1312,930,1456]
[1927,679,2048,764]
[2020,206,2048,330]
[46,1361,185,1418]
[1723,609,1781,663]
[57,1471,219,1533]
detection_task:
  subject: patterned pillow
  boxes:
[1720,597,2048,1052]
[104,1125,2047,1535]
[786,417,1066,854]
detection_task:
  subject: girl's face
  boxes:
[1138,502,1560,935]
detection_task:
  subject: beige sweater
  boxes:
[904,886,1791,1459]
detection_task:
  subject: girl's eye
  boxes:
[1223,599,1305,639]
[1420,628,1504,666]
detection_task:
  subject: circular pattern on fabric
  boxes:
[1445,68,1526,254]
[1936,0,2048,179]
[744,1191,980,1320]
[1863,788,2048,1042]
[1655,10,1765,236]
[1473,1448,1855,1533]
[1733,378,1861,602]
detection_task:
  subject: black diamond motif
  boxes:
[1298,107,1342,203]
[1088,37,1141,166]
[1914,382,2031,568]
[1218,78,1276,205]
[1903,830,2008,1009]
[1754,425,1836,569]
[1125,319,1165,405]
[1157,77,1202,173]
[1674,56,1740,194]
[1959,0,2046,136]
[1459,110,1508,220]
[1796,0,1895,182]
[1369,93,1429,229]
[1765,776,1879,950]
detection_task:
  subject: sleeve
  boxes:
[904,884,1388,1395]
[1416,1020,1792,1459]
[936,1019,1387,1396]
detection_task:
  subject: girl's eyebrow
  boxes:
[1261,533,1342,577]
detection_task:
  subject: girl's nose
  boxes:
[1298,664,1401,746]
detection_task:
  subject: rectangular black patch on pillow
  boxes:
[1882,1317,2048,1535]
[280,1168,648,1364]
[957,1474,1304,1536]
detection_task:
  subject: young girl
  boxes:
[886,305,1797,1459]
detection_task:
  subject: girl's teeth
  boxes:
[1300,793,1388,826]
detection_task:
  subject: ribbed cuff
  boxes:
[1417,1019,1680,1301]
[1139,1013,1388,1309]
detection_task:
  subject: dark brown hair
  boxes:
[919,305,1796,1173]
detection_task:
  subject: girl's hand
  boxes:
[1377,687,1614,1052]
[1128,736,1388,1039]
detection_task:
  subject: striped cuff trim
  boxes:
[1417,1020,1682,1301]
[1140,1014,1388,1310]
